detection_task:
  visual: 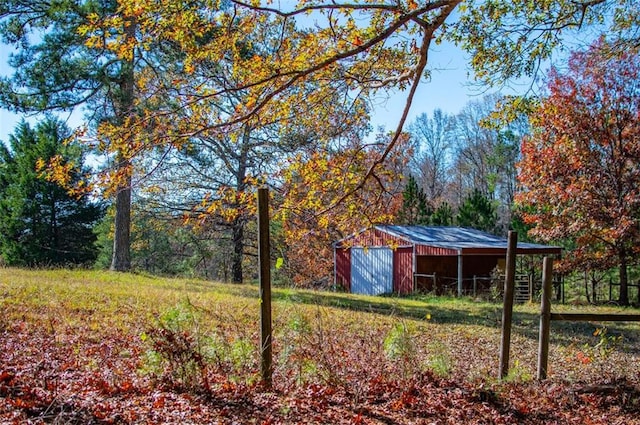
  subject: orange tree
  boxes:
[516,39,640,305]
[277,130,408,288]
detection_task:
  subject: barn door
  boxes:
[351,247,394,295]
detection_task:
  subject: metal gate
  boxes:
[350,247,393,295]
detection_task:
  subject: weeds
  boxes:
[591,326,624,358]
[383,322,416,361]
[278,306,345,386]
[139,300,258,392]
[383,321,421,379]
[140,301,211,392]
[426,341,452,378]
[503,360,533,383]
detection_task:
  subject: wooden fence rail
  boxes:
[537,256,640,380]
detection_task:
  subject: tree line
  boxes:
[1,1,639,304]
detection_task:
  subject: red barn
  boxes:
[334,226,562,296]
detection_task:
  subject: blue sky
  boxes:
[0,39,491,144]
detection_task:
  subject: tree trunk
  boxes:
[231,218,243,283]
[109,18,136,272]
[619,250,629,306]
[49,188,58,258]
[229,126,251,284]
[110,176,131,271]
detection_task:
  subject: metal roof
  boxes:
[374,225,562,254]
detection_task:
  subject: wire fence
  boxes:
[413,272,565,302]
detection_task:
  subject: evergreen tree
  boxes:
[0,0,144,271]
[431,202,454,226]
[398,175,432,225]
[456,189,497,233]
[0,119,103,266]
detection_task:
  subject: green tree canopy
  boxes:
[456,188,497,233]
[0,118,104,266]
[431,202,454,227]
[398,174,432,225]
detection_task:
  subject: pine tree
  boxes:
[431,202,454,226]
[0,0,139,271]
[456,189,497,233]
[0,119,103,266]
[398,175,432,225]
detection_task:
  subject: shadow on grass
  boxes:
[276,290,510,326]
[197,282,640,353]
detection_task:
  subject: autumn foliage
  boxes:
[278,132,408,287]
[516,39,640,305]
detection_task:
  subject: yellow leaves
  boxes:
[183,57,196,75]
[39,154,73,187]
[318,215,329,229]
[245,95,257,110]
[277,135,408,249]
[35,158,47,173]
[37,154,94,199]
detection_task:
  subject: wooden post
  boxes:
[473,275,477,298]
[610,279,613,302]
[258,187,273,388]
[537,257,553,380]
[457,253,463,297]
[528,274,534,303]
[499,231,517,379]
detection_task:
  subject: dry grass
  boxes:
[2,267,640,424]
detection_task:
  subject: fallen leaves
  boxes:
[2,317,639,425]
[2,270,640,424]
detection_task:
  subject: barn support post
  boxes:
[412,245,417,293]
[457,252,463,297]
[499,231,517,380]
[537,256,553,380]
[258,187,273,388]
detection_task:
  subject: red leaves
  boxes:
[517,38,640,280]
[0,371,14,384]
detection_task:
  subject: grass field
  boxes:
[1,268,640,424]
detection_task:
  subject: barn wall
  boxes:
[335,248,351,291]
[415,245,458,256]
[393,247,414,294]
[337,228,409,248]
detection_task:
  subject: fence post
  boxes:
[473,275,477,298]
[499,231,517,380]
[610,279,613,302]
[258,187,273,388]
[537,257,553,380]
[528,274,534,303]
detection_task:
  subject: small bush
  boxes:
[139,300,258,392]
